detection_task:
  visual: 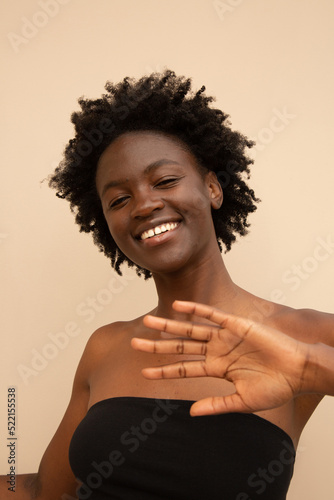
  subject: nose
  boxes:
[130,189,165,219]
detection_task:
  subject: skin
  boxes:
[133,301,334,415]
[93,131,333,448]
[1,130,333,499]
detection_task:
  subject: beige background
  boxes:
[1,0,334,498]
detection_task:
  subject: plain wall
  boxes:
[1,0,333,498]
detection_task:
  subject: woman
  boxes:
[2,70,333,499]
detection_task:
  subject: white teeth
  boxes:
[140,222,178,240]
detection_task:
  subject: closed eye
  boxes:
[108,196,129,209]
[155,177,183,188]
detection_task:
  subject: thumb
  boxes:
[190,394,252,416]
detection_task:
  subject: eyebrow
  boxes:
[100,158,181,197]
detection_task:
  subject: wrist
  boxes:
[300,342,334,396]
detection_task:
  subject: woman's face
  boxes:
[95,131,222,275]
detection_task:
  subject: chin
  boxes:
[146,257,195,277]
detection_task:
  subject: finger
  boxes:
[190,394,252,417]
[143,314,220,341]
[173,300,255,336]
[131,337,207,356]
[141,360,210,379]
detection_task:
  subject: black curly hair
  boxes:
[48,70,259,279]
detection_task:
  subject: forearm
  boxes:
[0,473,40,499]
[302,342,334,396]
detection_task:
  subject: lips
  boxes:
[140,222,179,240]
[134,220,181,241]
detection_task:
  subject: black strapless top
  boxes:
[69,397,295,500]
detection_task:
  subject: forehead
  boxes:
[96,131,198,177]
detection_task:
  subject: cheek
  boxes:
[193,188,211,212]
[179,186,212,221]
[103,214,124,247]
[104,216,139,263]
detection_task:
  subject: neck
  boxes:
[151,250,241,322]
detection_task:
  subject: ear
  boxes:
[205,171,223,210]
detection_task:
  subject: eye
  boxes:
[155,177,182,188]
[108,196,129,210]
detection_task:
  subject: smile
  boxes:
[139,222,179,241]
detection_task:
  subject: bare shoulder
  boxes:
[262,303,333,427]
[268,304,334,346]
[83,315,145,367]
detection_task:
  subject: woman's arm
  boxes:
[0,390,85,499]
[131,300,334,416]
[0,330,100,499]
[306,342,334,395]
[0,474,39,500]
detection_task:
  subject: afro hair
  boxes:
[48,70,259,278]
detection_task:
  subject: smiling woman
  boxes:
[1,70,333,500]
[95,131,223,275]
[48,70,258,278]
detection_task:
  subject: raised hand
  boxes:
[131,300,311,416]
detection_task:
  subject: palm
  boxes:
[198,325,297,412]
[131,300,307,415]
